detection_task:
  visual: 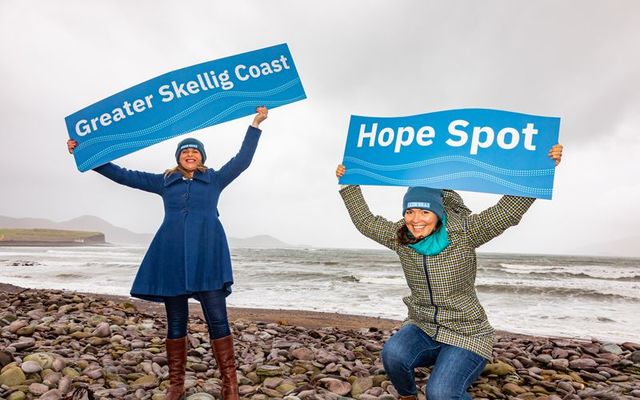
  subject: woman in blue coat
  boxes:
[67,107,268,400]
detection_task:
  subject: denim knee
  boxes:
[196,290,231,339]
[166,321,187,339]
[425,347,484,400]
[381,339,410,372]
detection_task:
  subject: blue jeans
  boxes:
[381,324,486,399]
[163,290,231,340]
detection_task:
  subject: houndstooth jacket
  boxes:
[340,185,535,360]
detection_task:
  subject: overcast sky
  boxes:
[1,1,639,256]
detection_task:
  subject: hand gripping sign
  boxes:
[339,109,561,199]
[65,43,306,172]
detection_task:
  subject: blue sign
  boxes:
[339,109,560,199]
[66,43,306,172]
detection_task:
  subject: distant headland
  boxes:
[0,215,301,248]
[0,228,105,246]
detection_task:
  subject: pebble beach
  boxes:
[0,283,639,400]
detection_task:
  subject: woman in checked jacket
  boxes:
[335,144,562,400]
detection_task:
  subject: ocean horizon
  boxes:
[1,245,638,344]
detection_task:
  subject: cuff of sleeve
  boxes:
[339,184,358,193]
[248,125,262,134]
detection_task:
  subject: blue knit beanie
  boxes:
[402,187,445,221]
[175,138,206,164]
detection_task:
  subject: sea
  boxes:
[0,245,638,344]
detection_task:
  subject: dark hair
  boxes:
[396,220,443,246]
[396,225,418,246]
[164,164,208,178]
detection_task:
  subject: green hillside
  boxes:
[0,228,105,245]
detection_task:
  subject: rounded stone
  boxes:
[320,377,351,396]
[7,391,26,400]
[42,371,61,386]
[92,322,111,338]
[62,367,80,378]
[242,384,260,396]
[88,337,110,346]
[484,361,515,376]
[351,376,374,397]
[58,376,73,394]
[24,353,55,370]
[11,338,36,350]
[20,360,43,374]
[256,365,284,377]
[7,320,28,334]
[601,343,623,355]
[186,393,216,400]
[52,358,65,372]
[131,374,158,389]
[83,366,103,379]
[549,358,569,369]
[0,366,27,387]
[569,358,598,370]
[28,382,50,395]
[502,382,527,396]
[290,347,315,361]
[263,376,284,388]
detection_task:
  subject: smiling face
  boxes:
[404,208,440,239]
[178,148,202,172]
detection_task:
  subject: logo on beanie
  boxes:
[179,144,200,151]
[407,202,431,208]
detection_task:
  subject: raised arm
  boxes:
[465,143,564,248]
[337,165,400,251]
[465,195,536,248]
[93,163,164,194]
[67,139,163,194]
[217,107,267,189]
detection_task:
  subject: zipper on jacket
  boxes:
[423,254,440,339]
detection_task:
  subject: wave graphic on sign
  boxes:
[78,94,304,171]
[345,168,552,197]
[344,156,554,177]
[77,78,302,152]
[344,156,554,176]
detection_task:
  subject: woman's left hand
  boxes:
[548,144,563,166]
[252,106,268,128]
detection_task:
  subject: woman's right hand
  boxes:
[251,106,268,128]
[67,139,77,154]
[336,164,346,179]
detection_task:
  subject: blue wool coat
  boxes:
[93,126,261,302]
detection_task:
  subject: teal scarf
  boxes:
[408,214,450,256]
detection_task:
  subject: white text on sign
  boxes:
[356,120,539,155]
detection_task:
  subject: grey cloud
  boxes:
[1,0,639,255]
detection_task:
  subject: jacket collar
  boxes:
[163,170,210,187]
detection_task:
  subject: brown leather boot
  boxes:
[211,335,239,400]
[399,396,417,400]
[165,337,187,400]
